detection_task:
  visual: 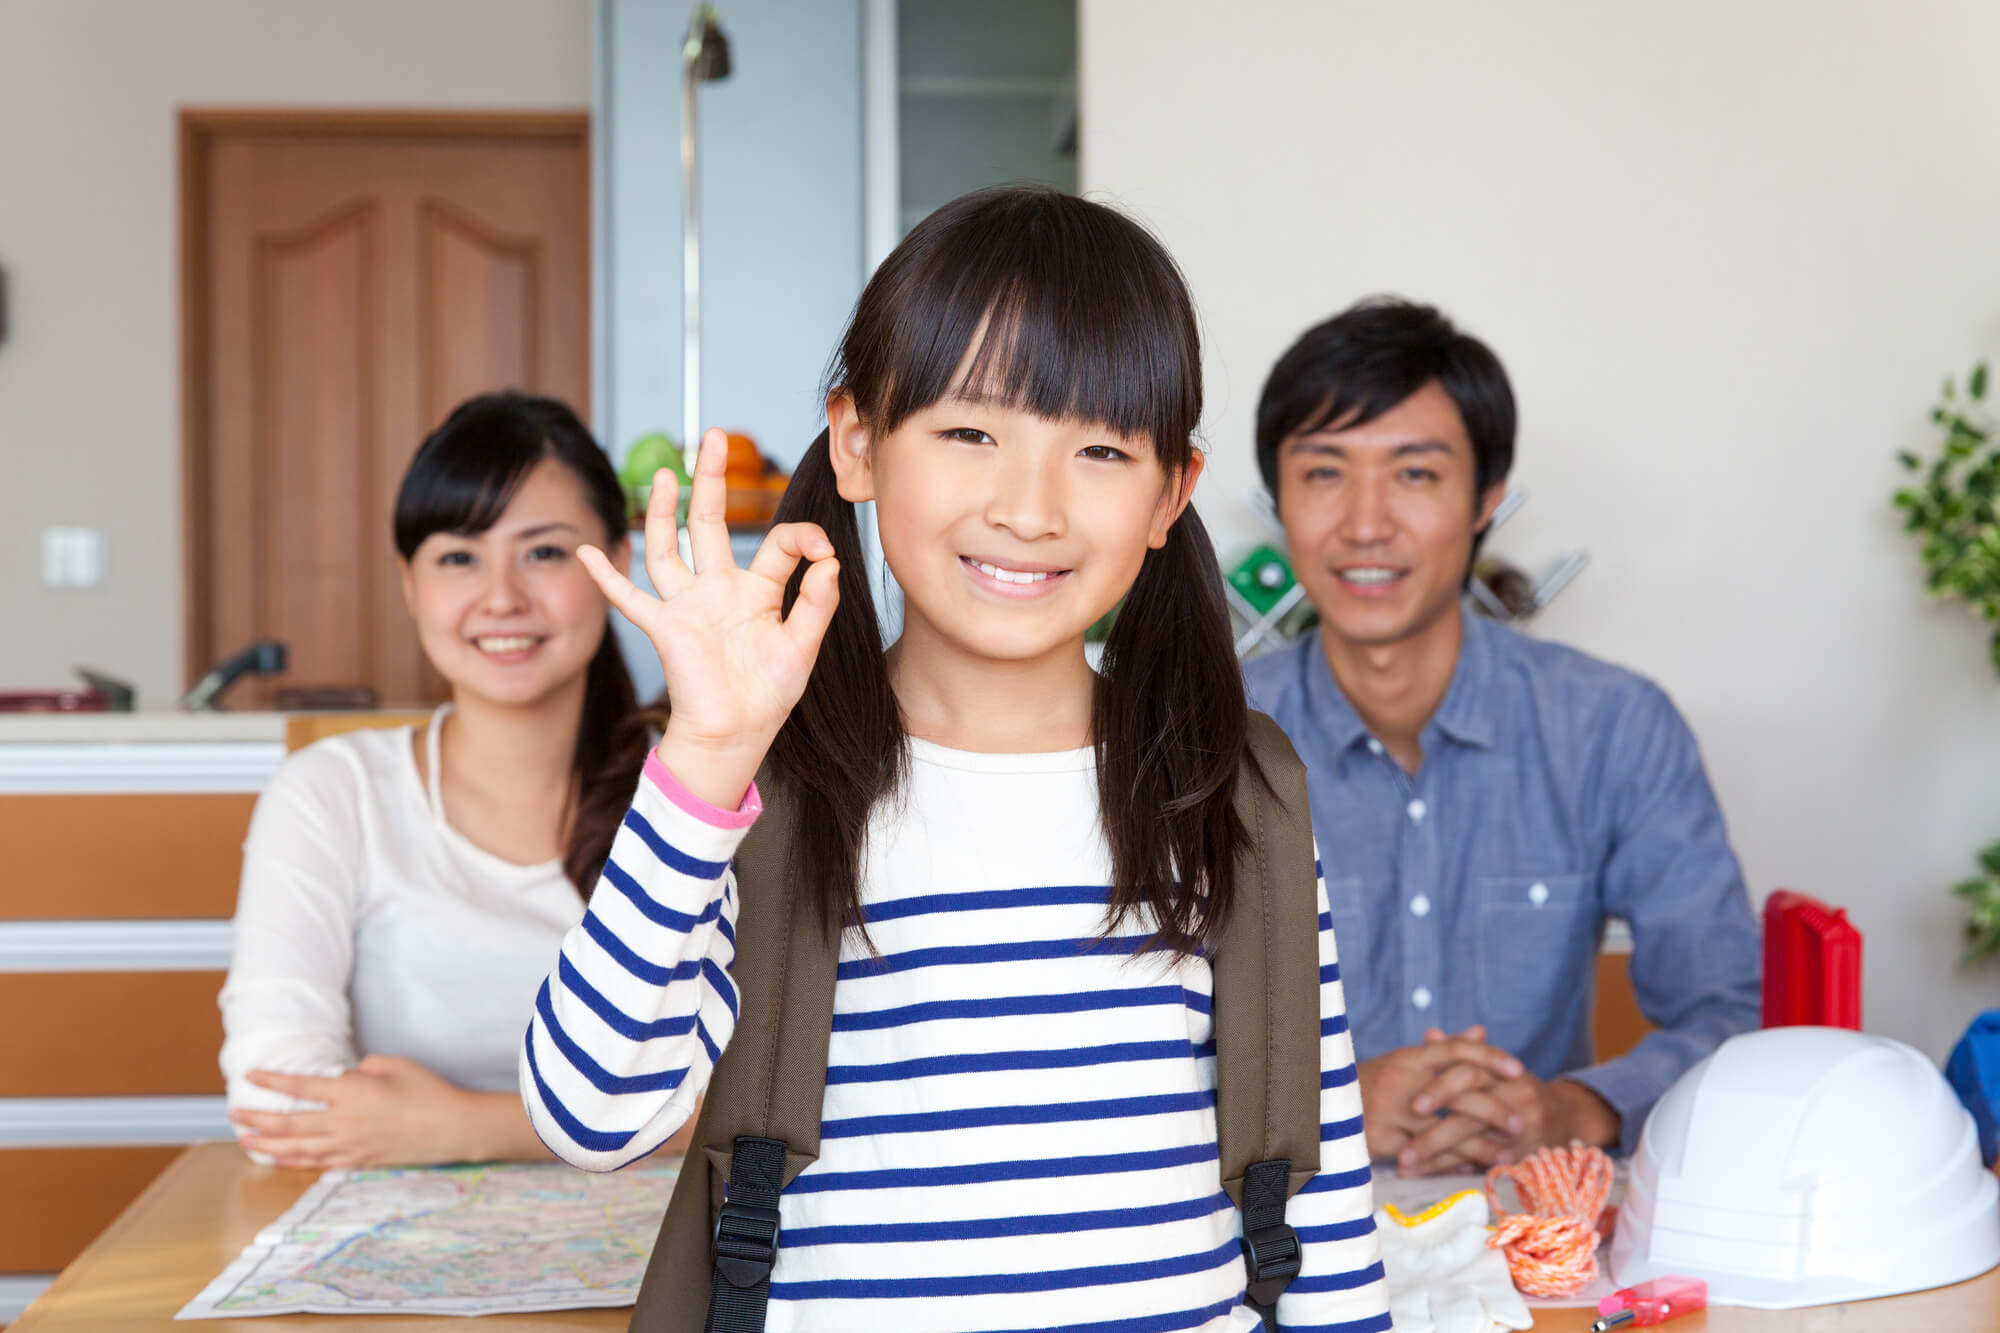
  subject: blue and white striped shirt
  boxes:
[522,736,1389,1333]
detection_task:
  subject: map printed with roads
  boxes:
[177,1158,681,1318]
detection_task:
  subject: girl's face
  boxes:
[400,458,628,709]
[829,392,1201,667]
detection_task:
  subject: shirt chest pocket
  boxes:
[1472,873,1593,1024]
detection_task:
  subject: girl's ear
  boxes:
[1146,448,1206,549]
[826,392,875,503]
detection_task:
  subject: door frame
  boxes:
[177,109,590,693]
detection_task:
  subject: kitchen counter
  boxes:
[0,712,287,744]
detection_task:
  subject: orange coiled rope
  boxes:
[1483,1141,1615,1297]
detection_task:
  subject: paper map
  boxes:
[177,1158,680,1319]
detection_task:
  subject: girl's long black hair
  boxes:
[393,391,656,897]
[772,186,1254,955]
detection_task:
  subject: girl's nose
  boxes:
[985,454,1067,541]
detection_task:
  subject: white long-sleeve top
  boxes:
[523,737,1390,1333]
[220,707,585,1123]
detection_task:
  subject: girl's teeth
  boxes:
[974,560,1051,585]
[1341,569,1400,585]
[476,636,538,652]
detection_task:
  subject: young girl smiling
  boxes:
[523,188,1388,1332]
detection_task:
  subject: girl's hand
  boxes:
[233,1055,478,1170]
[579,428,840,810]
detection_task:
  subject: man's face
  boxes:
[1275,380,1504,650]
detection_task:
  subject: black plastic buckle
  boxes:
[1241,1222,1302,1303]
[713,1200,782,1289]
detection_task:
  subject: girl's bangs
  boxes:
[859,195,1198,466]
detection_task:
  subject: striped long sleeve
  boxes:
[521,740,1390,1331]
[1274,853,1390,1332]
[520,752,755,1170]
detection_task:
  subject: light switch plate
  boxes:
[40,527,104,587]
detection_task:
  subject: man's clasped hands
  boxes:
[1360,1025,1621,1176]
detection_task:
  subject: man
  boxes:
[1244,298,1759,1175]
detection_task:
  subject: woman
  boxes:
[220,392,657,1169]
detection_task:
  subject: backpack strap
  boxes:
[629,773,840,1333]
[1215,711,1325,1326]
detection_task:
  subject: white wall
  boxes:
[1081,0,2000,1061]
[0,0,591,707]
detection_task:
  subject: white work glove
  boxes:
[1376,1191,1534,1333]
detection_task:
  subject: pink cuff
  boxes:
[643,749,763,828]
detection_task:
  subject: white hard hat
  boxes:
[1611,1026,1999,1309]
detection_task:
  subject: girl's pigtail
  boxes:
[767,429,906,938]
[1094,504,1253,951]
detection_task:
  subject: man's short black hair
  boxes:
[1255,297,1516,503]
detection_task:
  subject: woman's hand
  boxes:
[579,427,840,810]
[233,1055,484,1170]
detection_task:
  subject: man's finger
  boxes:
[686,428,735,575]
[1437,1088,1527,1137]
[1398,1038,1524,1079]
[1397,1112,1491,1176]
[1411,1061,1499,1115]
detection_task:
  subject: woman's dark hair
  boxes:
[771,185,1253,956]
[394,391,654,897]
[1255,297,1517,548]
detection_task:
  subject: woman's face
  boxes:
[400,457,628,709]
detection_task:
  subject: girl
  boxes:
[524,189,1388,1331]
[222,393,660,1169]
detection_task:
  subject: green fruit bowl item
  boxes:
[620,431,692,524]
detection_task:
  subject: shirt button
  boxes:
[1529,881,1550,907]
[1409,895,1431,918]
[1367,738,1384,756]
[1411,985,1434,1010]
[1408,799,1427,824]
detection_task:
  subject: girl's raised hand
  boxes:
[578,428,839,809]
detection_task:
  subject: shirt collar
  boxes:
[1304,609,1499,756]
[1429,611,1497,750]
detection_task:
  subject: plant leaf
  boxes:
[1973,362,1990,401]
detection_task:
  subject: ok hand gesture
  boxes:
[578,428,839,810]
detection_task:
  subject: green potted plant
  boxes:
[1895,360,2000,963]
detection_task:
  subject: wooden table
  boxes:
[11,1144,626,1331]
[11,1143,2000,1331]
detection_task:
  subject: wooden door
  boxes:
[182,112,590,708]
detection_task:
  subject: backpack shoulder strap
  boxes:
[1214,710,1325,1318]
[629,771,840,1333]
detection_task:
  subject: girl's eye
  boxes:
[1303,467,1341,483]
[1079,444,1131,463]
[1400,467,1439,484]
[437,550,474,568]
[940,427,995,445]
[526,544,569,563]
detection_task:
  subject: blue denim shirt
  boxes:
[1245,614,1761,1155]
